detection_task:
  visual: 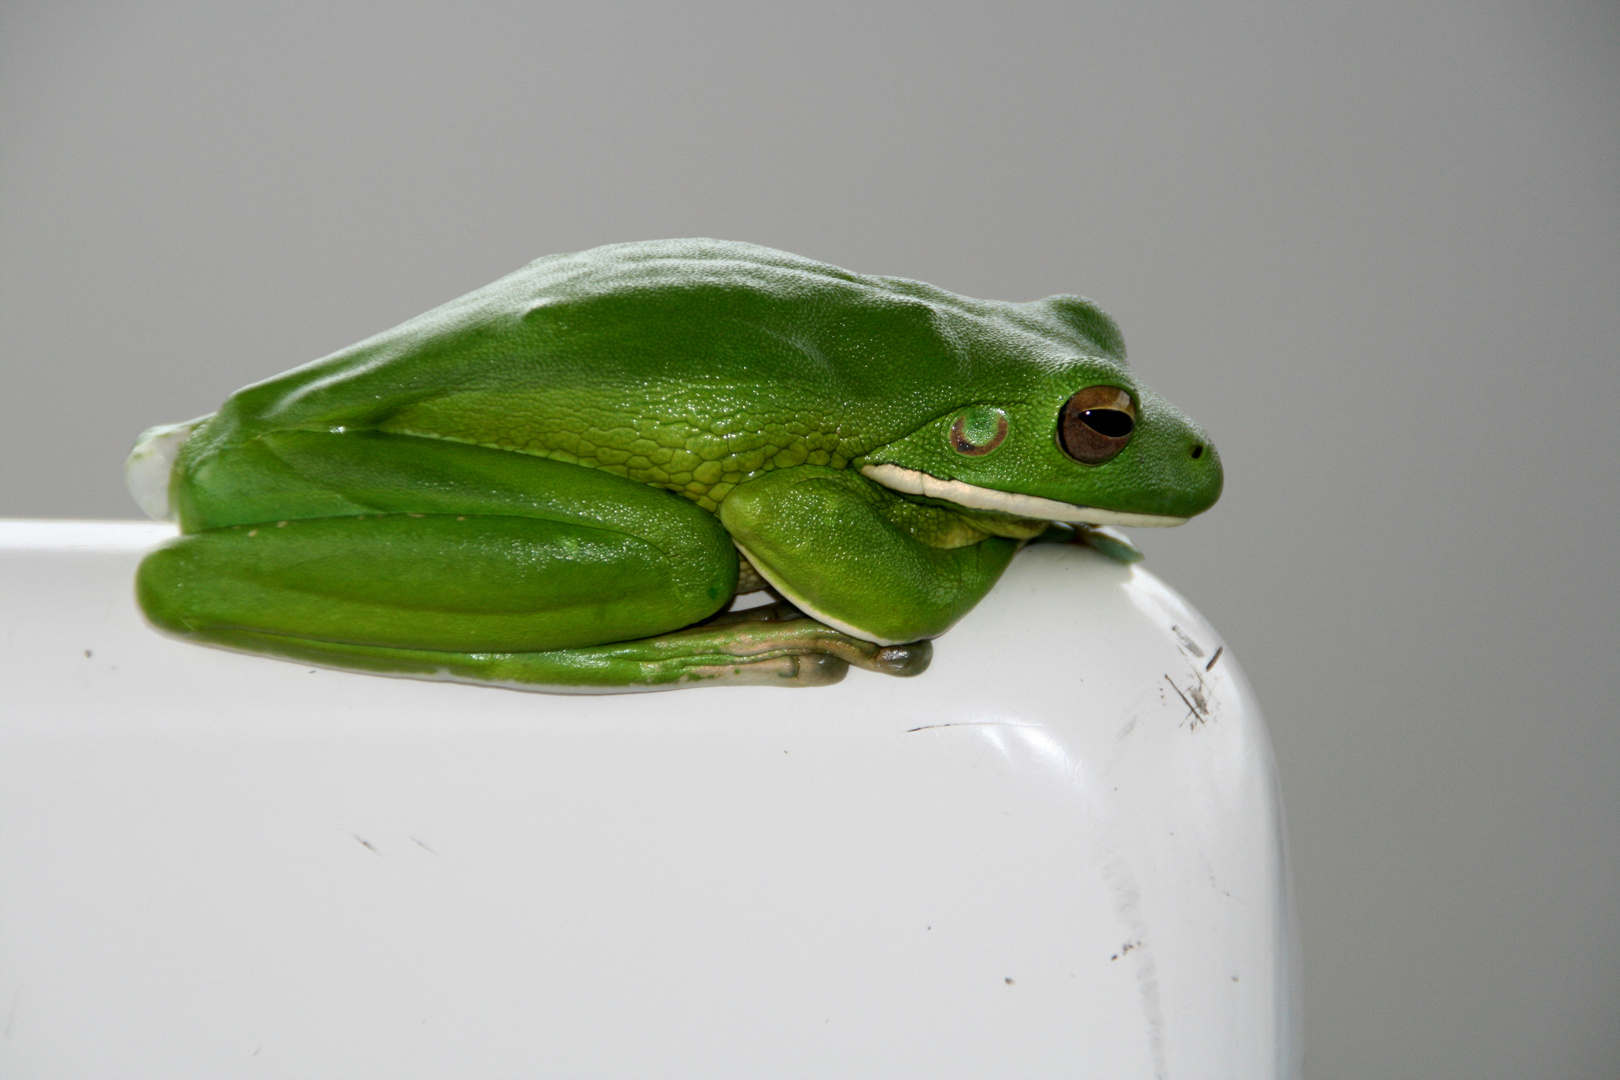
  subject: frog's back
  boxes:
[200,240,1117,509]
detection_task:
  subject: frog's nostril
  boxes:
[1190,444,1205,460]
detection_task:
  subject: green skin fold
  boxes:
[130,239,1222,692]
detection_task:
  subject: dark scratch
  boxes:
[1164,675,1202,725]
[411,837,438,855]
[906,720,1031,734]
[350,834,381,855]
[1205,646,1224,671]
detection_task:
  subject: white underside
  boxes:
[860,463,1188,527]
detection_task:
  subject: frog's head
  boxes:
[858,296,1222,527]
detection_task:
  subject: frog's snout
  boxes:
[1181,434,1223,515]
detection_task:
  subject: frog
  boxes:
[125,239,1221,692]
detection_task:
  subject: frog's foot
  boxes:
[1080,525,1144,563]
[661,600,933,686]
[189,601,930,694]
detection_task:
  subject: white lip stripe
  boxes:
[859,463,1188,528]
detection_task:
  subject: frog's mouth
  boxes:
[860,463,1188,527]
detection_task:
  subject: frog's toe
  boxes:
[683,650,849,688]
[789,652,852,686]
[1078,525,1145,564]
[870,641,933,678]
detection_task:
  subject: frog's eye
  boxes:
[1057,386,1136,465]
[949,406,1009,456]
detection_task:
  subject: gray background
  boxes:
[2,2,1616,1075]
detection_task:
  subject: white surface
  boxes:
[0,520,1299,1079]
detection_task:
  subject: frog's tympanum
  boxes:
[127,240,1221,691]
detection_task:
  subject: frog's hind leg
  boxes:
[137,429,919,691]
[138,509,731,656]
[140,428,735,657]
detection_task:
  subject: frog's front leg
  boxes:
[718,465,1021,645]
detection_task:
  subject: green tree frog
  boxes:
[127,240,1221,692]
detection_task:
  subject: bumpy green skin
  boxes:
[132,239,1221,692]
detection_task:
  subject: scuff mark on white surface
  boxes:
[1101,856,1168,1079]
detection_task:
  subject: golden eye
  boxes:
[949,406,1009,456]
[1057,386,1136,465]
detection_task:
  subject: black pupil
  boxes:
[1080,409,1134,439]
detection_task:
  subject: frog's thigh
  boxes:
[138,514,730,653]
[141,432,739,653]
[719,466,1018,645]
